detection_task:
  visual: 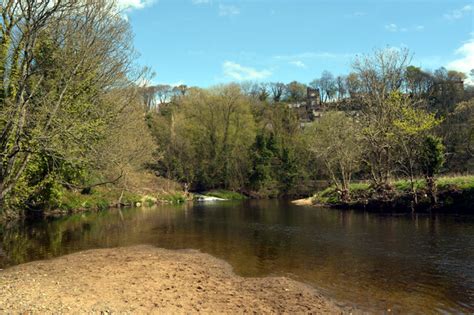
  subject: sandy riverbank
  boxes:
[291,197,313,206]
[0,245,347,313]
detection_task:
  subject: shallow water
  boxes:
[0,200,473,313]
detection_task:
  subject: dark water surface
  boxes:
[0,200,473,313]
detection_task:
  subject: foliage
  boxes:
[312,175,473,208]
[1,8,473,220]
[421,136,445,178]
[436,175,474,190]
[440,98,474,172]
[391,91,442,203]
[306,112,362,201]
[0,1,155,217]
[249,133,278,192]
[60,188,141,212]
[150,84,256,190]
[159,192,187,204]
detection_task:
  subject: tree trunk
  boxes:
[426,176,437,205]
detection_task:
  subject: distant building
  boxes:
[289,87,322,122]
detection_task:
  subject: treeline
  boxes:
[1,1,472,218]
[147,85,308,196]
[145,48,473,203]
[0,1,155,219]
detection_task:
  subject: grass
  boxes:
[436,175,474,190]
[60,188,145,212]
[312,187,340,204]
[392,179,426,192]
[158,192,187,204]
[204,189,247,200]
[348,182,371,192]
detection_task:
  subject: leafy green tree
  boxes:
[307,112,363,201]
[392,92,442,205]
[284,81,307,103]
[278,147,299,194]
[439,98,474,172]
[421,136,445,204]
[0,1,143,215]
[249,133,278,194]
[152,84,256,191]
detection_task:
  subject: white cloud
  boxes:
[447,38,474,84]
[385,23,398,32]
[274,52,354,61]
[222,61,271,81]
[116,0,156,10]
[219,4,240,16]
[289,60,306,68]
[191,0,210,4]
[385,23,425,33]
[444,5,472,20]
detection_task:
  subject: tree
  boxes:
[345,72,361,98]
[352,48,411,188]
[335,75,347,100]
[353,48,410,99]
[404,66,433,98]
[257,103,308,196]
[307,112,362,201]
[249,133,278,194]
[439,98,474,172]
[154,85,174,107]
[429,67,466,115]
[319,70,337,103]
[391,92,442,206]
[269,82,285,102]
[173,84,188,97]
[153,84,256,190]
[90,88,156,190]
[420,136,445,205]
[310,71,337,104]
[284,81,307,102]
[0,0,140,213]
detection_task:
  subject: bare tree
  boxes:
[269,82,285,102]
[335,75,347,100]
[352,48,411,188]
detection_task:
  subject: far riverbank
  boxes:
[296,175,474,213]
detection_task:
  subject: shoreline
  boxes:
[298,176,474,214]
[0,245,349,313]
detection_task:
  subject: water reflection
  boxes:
[0,200,473,313]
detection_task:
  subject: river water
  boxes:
[0,200,473,313]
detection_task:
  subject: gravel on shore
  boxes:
[0,245,347,313]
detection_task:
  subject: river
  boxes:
[0,200,473,313]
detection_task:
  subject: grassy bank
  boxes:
[310,175,474,213]
[43,188,190,218]
[58,188,189,213]
[0,172,191,222]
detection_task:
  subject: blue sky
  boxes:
[118,0,474,87]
